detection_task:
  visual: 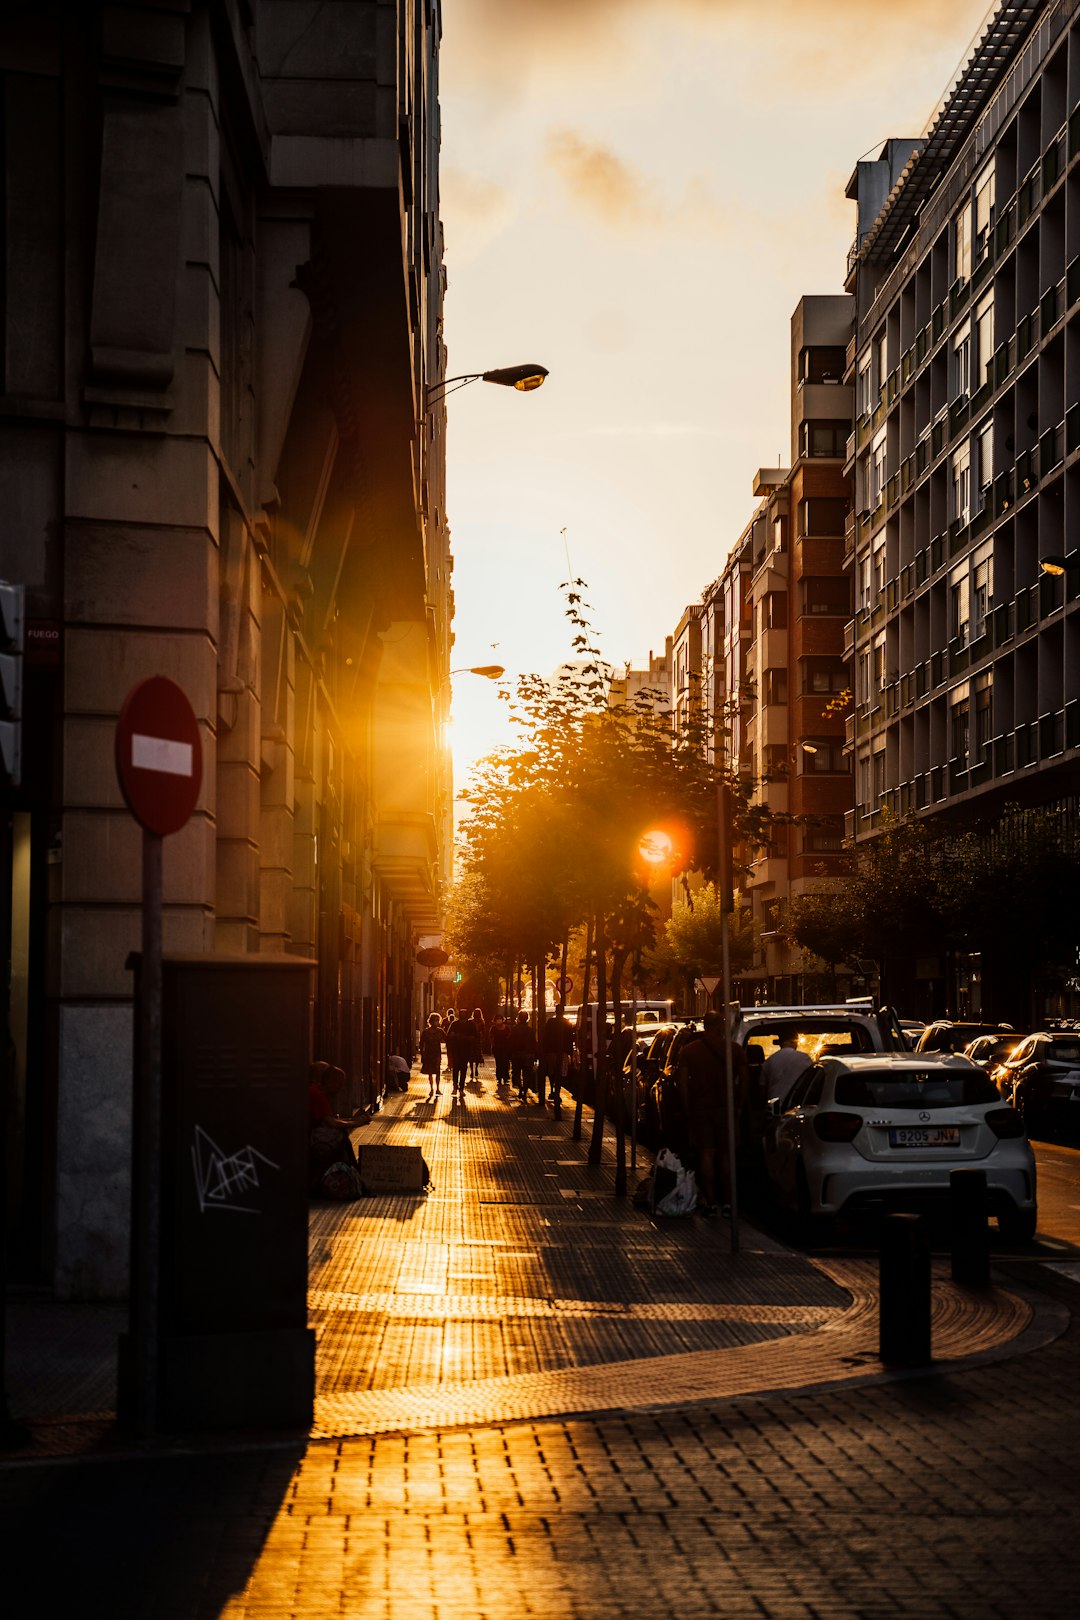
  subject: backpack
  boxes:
[651,1147,698,1217]
[320,1161,364,1201]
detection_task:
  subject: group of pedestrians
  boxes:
[418,1005,579,1117]
[419,1006,487,1101]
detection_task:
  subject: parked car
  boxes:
[963,1032,1027,1072]
[916,1020,1012,1054]
[991,1031,1080,1135]
[762,1052,1037,1244]
[735,1003,910,1125]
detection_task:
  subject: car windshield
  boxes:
[834,1070,1000,1108]
[1047,1041,1080,1064]
[747,1022,877,1063]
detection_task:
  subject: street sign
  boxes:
[115,677,202,836]
[556,976,574,996]
[697,975,721,995]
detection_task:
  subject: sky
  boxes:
[438,0,997,784]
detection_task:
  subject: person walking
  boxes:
[676,1011,747,1217]
[445,1013,477,1101]
[419,1012,444,1101]
[468,1007,487,1079]
[490,1014,512,1090]
[509,1010,537,1102]
[539,1005,575,1119]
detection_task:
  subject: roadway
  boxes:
[1032,1134,1080,1251]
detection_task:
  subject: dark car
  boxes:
[916,1020,1013,1055]
[653,1021,705,1146]
[963,1033,1027,1072]
[991,1032,1080,1134]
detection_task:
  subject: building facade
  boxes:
[1,0,451,1296]
[845,0,1080,1013]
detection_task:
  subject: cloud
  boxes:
[440,167,517,258]
[545,129,760,236]
[449,0,994,92]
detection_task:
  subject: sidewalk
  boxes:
[2,1069,1077,1617]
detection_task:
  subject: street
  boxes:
[3,1078,1080,1619]
[1031,1137,1080,1251]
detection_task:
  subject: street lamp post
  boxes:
[426,364,549,410]
[716,779,739,1254]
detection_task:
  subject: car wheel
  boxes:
[998,1203,1037,1244]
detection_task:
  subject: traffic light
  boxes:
[0,580,24,789]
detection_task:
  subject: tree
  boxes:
[645,884,755,1003]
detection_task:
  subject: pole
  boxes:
[134,828,163,1439]
[717,780,739,1253]
[630,966,638,1172]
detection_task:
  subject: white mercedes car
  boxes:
[763,1052,1037,1243]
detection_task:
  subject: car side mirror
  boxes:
[768,1096,783,1117]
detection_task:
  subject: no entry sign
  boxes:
[115,676,202,836]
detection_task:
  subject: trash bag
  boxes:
[652,1147,697,1217]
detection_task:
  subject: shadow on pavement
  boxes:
[0,1441,302,1619]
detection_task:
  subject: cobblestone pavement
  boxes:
[2,1072,1077,1617]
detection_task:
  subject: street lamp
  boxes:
[449,664,505,680]
[426,364,549,408]
[1038,554,1078,576]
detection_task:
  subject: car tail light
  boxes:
[986,1106,1025,1139]
[814,1111,863,1143]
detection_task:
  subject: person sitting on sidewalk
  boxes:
[308,1061,370,1195]
[676,1012,747,1217]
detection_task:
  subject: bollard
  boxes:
[879,1212,931,1366]
[950,1168,990,1287]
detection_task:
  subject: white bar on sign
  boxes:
[132,733,194,777]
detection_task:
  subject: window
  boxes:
[872,749,886,799]
[763,744,789,780]
[955,199,972,285]
[972,542,993,637]
[951,442,971,525]
[800,741,849,774]
[803,577,851,616]
[802,659,848,694]
[953,321,971,400]
[804,822,845,852]
[874,331,888,400]
[798,496,848,536]
[762,591,787,630]
[872,543,886,602]
[870,429,887,508]
[857,353,873,419]
[800,345,847,384]
[873,632,887,691]
[974,291,994,387]
[951,693,970,763]
[976,419,993,505]
[857,648,872,708]
[857,554,871,614]
[858,752,871,805]
[975,671,993,755]
[974,162,995,263]
[764,668,788,705]
[800,420,849,458]
[949,566,970,646]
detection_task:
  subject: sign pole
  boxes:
[717,780,739,1254]
[135,828,163,1439]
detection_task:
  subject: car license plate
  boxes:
[888,1126,961,1148]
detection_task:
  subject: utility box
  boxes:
[121,953,316,1431]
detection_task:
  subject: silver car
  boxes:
[763,1052,1037,1243]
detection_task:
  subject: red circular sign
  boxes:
[115,677,202,836]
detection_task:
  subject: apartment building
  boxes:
[1,2,450,1296]
[705,299,854,1000]
[845,0,1080,1010]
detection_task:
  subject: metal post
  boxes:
[717,780,739,1253]
[630,971,638,1172]
[879,1211,931,1365]
[950,1167,990,1286]
[134,829,163,1439]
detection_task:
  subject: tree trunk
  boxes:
[574,914,593,1141]
[588,912,608,1165]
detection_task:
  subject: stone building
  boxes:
[1,1,450,1296]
